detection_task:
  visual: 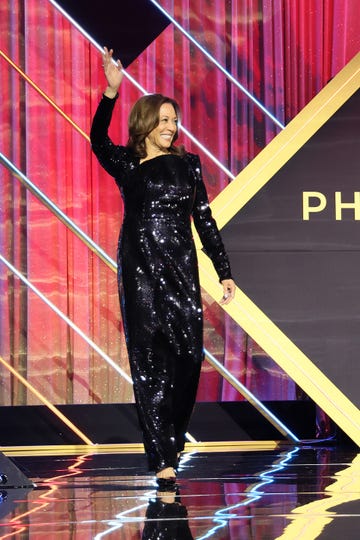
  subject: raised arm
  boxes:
[90,48,129,179]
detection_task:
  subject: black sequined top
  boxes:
[90,94,232,368]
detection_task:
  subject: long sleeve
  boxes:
[190,154,232,282]
[90,94,133,181]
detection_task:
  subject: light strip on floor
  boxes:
[2,454,89,537]
[247,446,299,496]
[94,504,149,540]
[275,453,360,540]
[197,447,299,540]
[149,0,285,129]
[1,441,285,456]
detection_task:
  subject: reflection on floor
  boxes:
[0,444,359,539]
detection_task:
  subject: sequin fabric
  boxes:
[91,95,232,472]
[142,497,193,539]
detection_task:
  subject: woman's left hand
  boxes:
[219,279,236,305]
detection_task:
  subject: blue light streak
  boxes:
[93,503,149,539]
[196,447,299,539]
[149,0,285,130]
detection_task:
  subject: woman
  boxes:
[91,47,235,484]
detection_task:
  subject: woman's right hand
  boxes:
[102,46,123,97]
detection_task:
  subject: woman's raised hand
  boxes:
[102,46,123,97]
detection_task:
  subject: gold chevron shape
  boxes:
[195,52,360,446]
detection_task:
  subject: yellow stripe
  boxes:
[1,440,284,457]
[0,49,89,141]
[275,454,360,539]
[198,253,360,445]
[211,51,360,227]
[0,355,93,445]
[197,52,360,446]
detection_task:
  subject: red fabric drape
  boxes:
[1,0,359,406]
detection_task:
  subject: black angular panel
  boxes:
[0,452,33,488]
[54,0,170,67]
[0,402,318,445]
[221,89,360,408]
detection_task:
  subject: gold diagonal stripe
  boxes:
[211,51,360,226]
[275,454,360,539]
[0,355,93,445]
[197,52,360,445]
[197,252,360,445]
[0,49,89,141]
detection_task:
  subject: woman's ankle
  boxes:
[157,491,176,504]
[156,466,176,479]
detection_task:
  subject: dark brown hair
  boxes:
[126,93,184,158]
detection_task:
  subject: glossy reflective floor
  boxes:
[0,444,359,539]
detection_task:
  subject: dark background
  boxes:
[222,89,360,408]
[55,0,170,67]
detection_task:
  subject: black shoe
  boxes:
[156,477,177,492]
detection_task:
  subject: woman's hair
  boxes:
[126,93,184,158]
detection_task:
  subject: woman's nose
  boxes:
[167,120,176,131]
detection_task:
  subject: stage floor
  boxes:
[0,444,359,538]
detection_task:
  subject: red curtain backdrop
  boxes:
[0,0,359,406]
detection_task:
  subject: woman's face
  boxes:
[145,103,178,154]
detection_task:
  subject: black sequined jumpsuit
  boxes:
[91,95,232,472]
